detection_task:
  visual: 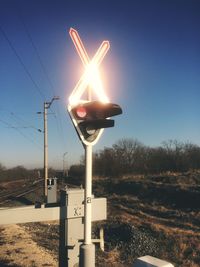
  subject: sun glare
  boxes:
[86,62,109,103]
[68,28,110,107]
[69,62,109,107]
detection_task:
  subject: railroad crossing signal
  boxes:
[69,28,110,67]
[67,28,122,267]
[68,28,110,107]
[68,28,122,145]
[69,101,122,144]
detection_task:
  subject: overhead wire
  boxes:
[0,118,43,150]
[0,107,42,132]
[9,111,42,133]
[0,19,45,159]
[18,14,55,96]
[0,25,45,100]
[0,107,43,147]
[0,12,68,163]
[17,12,67,152]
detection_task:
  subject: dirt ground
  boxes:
[0,224,58,267]
[0,171,200,266]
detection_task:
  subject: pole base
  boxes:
[80,243,95,267]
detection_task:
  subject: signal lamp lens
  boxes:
[76,106,87,118]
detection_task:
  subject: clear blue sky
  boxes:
[0,0,199,169]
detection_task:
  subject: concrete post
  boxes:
[79,144,95,267]
[44,102,48,200]
[80,244,95,267]
[59,188,84,267]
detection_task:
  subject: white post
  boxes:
[80,144,95,267]
[43,97,59,202]
[63,152,68,177]
[84,144,92,244]
[44,102,48,199]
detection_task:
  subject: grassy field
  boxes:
[93,171,200,266]
[0,171,200,266]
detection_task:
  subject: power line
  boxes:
[1,16,67,156]
[17,13,67,152]
[0,108,42,132]
[10,112,42,132]
[18,14,55,95]
[51,109,67,151]
[0,118,43,150]
[0,24,45,100]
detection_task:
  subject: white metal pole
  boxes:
[88,85,92,102]
[44,102,48,199]
[43,97,59,202]
[84,144,92,244]
[63,152,68,177]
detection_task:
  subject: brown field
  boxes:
[0,171,200,266]
[94,171,200,266]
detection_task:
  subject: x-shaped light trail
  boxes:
[68,28,110,106]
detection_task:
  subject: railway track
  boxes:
[0,179,79,206]
[0,180,43,205]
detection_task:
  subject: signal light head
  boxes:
[68,101,122,145]
[76,106,87,119]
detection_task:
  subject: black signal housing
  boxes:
[69,101,122,145]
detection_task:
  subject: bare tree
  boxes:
[112,138,146,174]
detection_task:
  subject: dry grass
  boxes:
[93,171,200,266]
[0,171,200,266]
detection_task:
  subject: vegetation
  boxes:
[93,138,200,177]
[1,138,200,182]
[1,139,200,266]
[0,165,57,182]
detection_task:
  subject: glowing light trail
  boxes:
[68,28,110,106]
[69,28,89,66]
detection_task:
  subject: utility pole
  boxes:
[63,151,68,177]
[43,96,59,201]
